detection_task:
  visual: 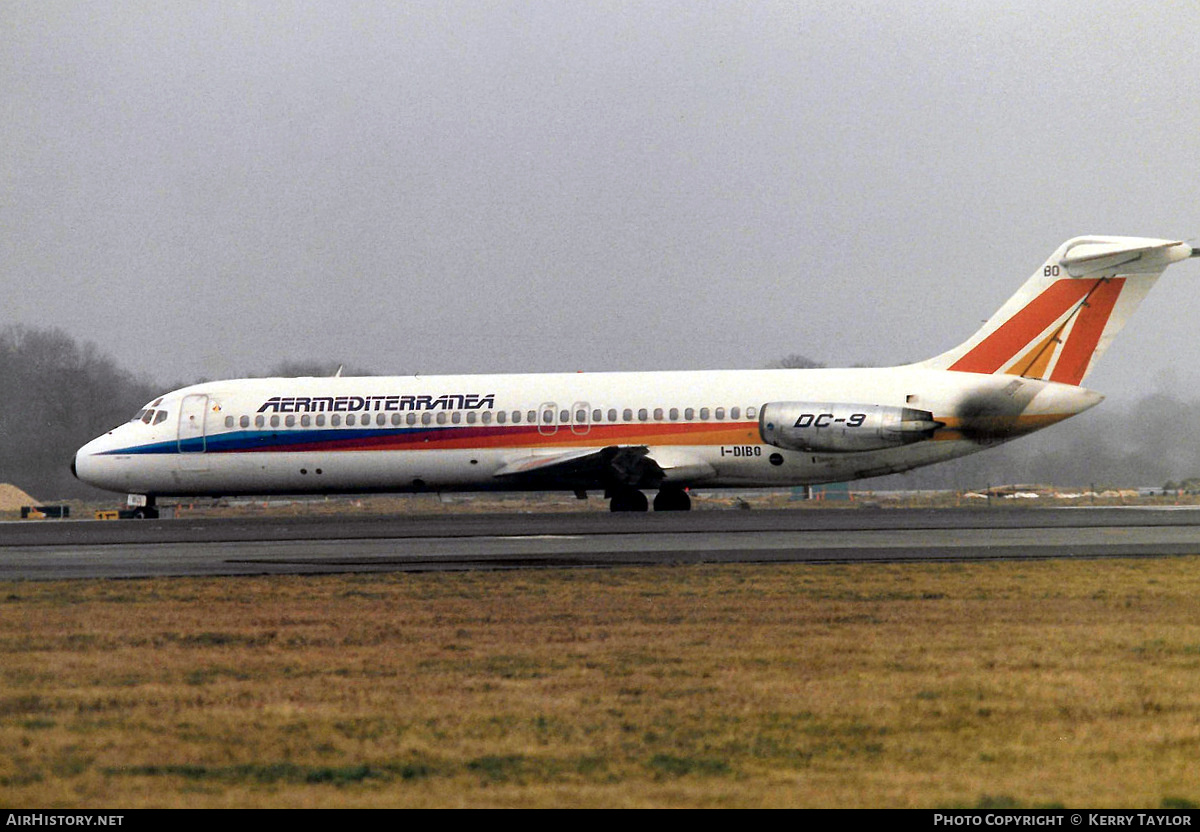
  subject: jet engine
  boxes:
[759,402,942,453]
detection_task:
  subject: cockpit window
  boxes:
[131,409,148,422]
[153,410,169,425]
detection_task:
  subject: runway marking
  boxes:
[1058,505,1200,511]
[493,535,584,540]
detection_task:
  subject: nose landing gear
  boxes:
[127,495,159,520]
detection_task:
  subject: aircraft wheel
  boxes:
[609,489,649,512]
[653,488,691,511]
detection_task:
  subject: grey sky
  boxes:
[5,2,1200,409]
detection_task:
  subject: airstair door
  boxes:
[178,394,210,470]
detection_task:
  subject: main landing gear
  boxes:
[609,487,648,512]
[652,487,691,512]
[607,486,691,512]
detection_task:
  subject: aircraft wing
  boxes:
[493,446,715,490]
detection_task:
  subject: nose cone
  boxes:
[73,432,124,493]
[73,438,100,488]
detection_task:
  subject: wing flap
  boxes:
[493,446,715,489]
[492,447,619,479]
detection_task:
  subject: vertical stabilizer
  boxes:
[919,236,1193,385]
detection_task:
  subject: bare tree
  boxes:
[0,325,158,499]
[250,360,378,378]
[766,353,826,370]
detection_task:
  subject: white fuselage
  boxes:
[73,366,1102,498]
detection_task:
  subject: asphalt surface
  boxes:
[5,506,1200,580]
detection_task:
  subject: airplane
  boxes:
[73,235,1197,517]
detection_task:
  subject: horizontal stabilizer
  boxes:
[1059,238,1191,277]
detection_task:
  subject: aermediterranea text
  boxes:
[256,394,497,414]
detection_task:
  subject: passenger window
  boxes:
[559,409,569,423]
[451,412,461,424]
[669,408,679,421]
[240,415,250,428]
[255,415,266,428]
[715,407,726,420]
[421,413,432,425]
[731,407,740,420]
[284,415,295,427]
[437,412,448,425]
[316,414,326,426]
[591,409,601,422]
[346,414,356,426]
[225,416,234,428]
[482,411,492,424]
[747,406,757,419]
[512,411,521,424]
[700,407,710,420]
[685,408,695,420]
[331,414,341,427]
[301,415,311,427]
[377,413,387,426]
[406,413,417,425]
[543,410,554,424]
[638,408,648,421]
[527,410,536,423]
[497,411,507,424]
[623,409,632,422]
[270,415,280,428]
[607,409,617,422]
[467,412,476,424]
[391,414,401,426]
[653,408,663,421]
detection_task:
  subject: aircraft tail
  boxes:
[919,236,1195,385]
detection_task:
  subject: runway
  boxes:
[5,506,1200,580]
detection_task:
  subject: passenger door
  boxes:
[178,394,210,469]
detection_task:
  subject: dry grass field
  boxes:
[2,558,1200,808]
